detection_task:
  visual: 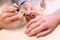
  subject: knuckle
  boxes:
[4,19,9,23]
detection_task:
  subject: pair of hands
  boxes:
[25,10,59,38]
[0,2,59,38]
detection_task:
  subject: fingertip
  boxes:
[25,29,30,34]
[15,10,18,13]
[36,36,39,38]
[28,33,32,37]
[25,30,28,34]
[36,34,42,38]
[36,34,39,38]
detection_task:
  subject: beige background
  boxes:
[0,0,60,40]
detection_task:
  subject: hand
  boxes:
[24,10,39,21]
[20,2,36,21]
[25,13,59,38]
[0,5,22,29]
[20,1,35,13]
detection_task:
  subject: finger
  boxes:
[24,10,40,20]
[27,23,46,36]
[36,29,52,38]
[25,23,39,34]
[20,5,26,13]
[31,6,37,10]
[2,13,17,18]
[24,10,39,16]
[25,16,32,21]
[12,3,19,11]
[24,14,35,21]
[25,18,44,34]
[25,10,38,16]
[23,2,32,10]
[3,6,16,13]
[24,11,32,20]
[25,16,40,29]
[19,14,24,20]
[26,16,43,28]
[5,15,19,24]
[24,10,31,16]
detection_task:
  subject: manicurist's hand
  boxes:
[20,1,35,13]
[0,5,23,29]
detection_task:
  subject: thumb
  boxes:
[6,3,19,13]
[5,6,16,13]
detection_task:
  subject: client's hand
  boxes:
[25,11,59,38]
[24,10,39,21]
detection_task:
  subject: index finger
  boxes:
[3,3,19,13]
[3,6,16,13]
[25,16,40,29]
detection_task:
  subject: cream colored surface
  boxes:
[0,0,60,40]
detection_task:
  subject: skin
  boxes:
[0,2,33,29]
[0,6,20,29]
[24,10,39,21]
[20,1,35,13]
[25,9,60,38]
[20,1,36,21]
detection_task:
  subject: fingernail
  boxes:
[25,31,27,34]
[36,36,39,38]
[23,13,29,16]
[25,30,28,34]
[16,8,19,11]
[12,5,19,11]
[36,35,39,38]
[23,13,25,16]
[30,13,31,15]
[28,34,32,37]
